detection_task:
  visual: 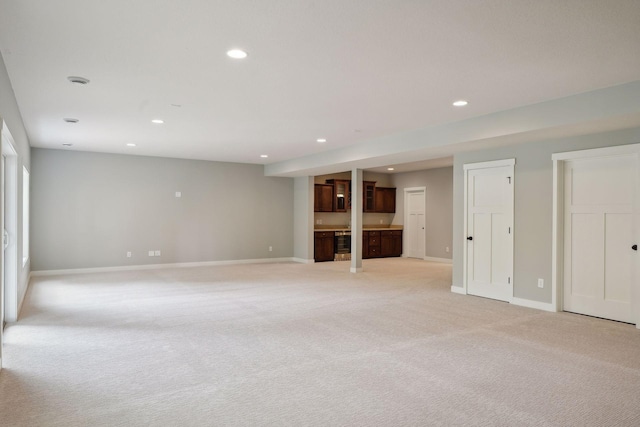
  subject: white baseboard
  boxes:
[451,286,466,295]
[511,297,556,312]
[31,257,296,277]
[424,256,453,264]
[292,258,315,264]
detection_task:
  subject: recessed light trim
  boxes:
[227,49,248,59]
[67,76,90,85]
[63,118,79,123]
[453,100,469,107]
[126,143,136,147]
[387,167,395,171]
[260,154,269,158]
[62,143,73,147]
[316,138,327,143]
[151,119,164,124]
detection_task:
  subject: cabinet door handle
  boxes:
[633,244,638,251]
[467,236,473,241]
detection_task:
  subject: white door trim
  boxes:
[1,125,18,323]
[462,158,515,296]
[552,143,640,328]
[404,187,426,259]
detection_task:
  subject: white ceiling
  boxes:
[1,1,640,175]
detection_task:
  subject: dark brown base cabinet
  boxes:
[363,230,402,258]
[315,230,402,262]
[314,231,334,262]
[380,230,403,257]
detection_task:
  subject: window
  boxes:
[22,166,29,267]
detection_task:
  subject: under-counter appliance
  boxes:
[334,231,351,261]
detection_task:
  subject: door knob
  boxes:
[633,244,638,251]
[467,236,473,241]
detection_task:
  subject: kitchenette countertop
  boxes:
[314,225,403,232]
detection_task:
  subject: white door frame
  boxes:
[552,143,640,328]
[403,187,426,259]
[462,158,515,296]
[1,124,18,323]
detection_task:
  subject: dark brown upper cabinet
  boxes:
[314,184,333,212]
[375,187,396,213]
[363,181,376,212]
[326,179,350,212]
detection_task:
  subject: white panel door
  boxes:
[406,190,425,259]
[563,154,637,323]
[466,164,514,302]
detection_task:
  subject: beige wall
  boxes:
[31,149,294,271]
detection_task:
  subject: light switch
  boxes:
[175,192,181,198]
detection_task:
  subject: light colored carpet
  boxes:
[1,258,640,426]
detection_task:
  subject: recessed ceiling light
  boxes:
[316,138,327,143]
[62,143,73,147]
[126,143,136,147]
[151,119,164,124]
[260,154,269,158]
[63,118,79,123]
[387,167,395,171]
[170,104,182,108]
[67,76,90,85]
[227,49,248,59]
[453,100,468,107]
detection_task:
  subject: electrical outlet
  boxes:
[175,191,181,198]
[269,246,273,252]
[446,247,450,253]
[126,251,132,258]
[155,250,161,256]
[317,219,322,225]
[148,251,154,257]
[538,278,544,288]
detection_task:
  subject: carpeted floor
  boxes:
[1,258,639,426]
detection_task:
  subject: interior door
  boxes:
[406,190,425,259]
[465,163,514,302]
[563,154,637,323]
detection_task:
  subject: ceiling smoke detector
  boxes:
[63,118,79,123]
[67,76,90,85]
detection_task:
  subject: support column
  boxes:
[351,168,363,273]
[293,176,315,263]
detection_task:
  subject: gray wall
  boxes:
[391,167,453,260]
[452,127,640,303]
[0,52,31,315]
[31,149,294,271]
